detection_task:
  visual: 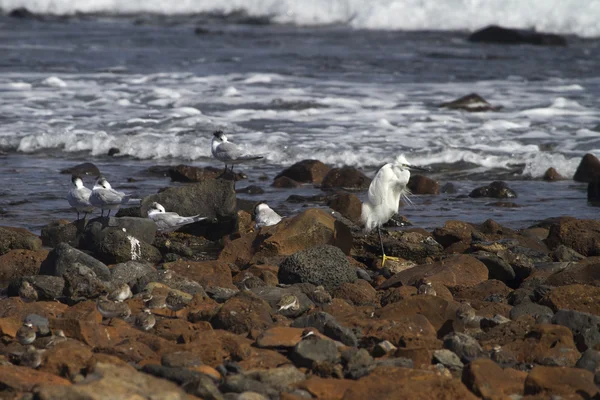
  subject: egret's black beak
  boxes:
[407,164,431,172]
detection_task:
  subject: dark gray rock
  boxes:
[291,338,339,369]
[205,286,239,303]
[574,154,600,183]
[140,178,237,240]
[184,375,224,400]
[134,269,206,296]
[220,375,274,398]
[245,365,306,393]
[63,263,107,298]
[384,235,443,264]
[291,311,358,347]
[432,349,464,371]
[468,25,567,46]
[471,251,516,283]
[507,288,534,306]
[552,309,600,352]
[39,243,110,281]
[576,349,600,384]
[551,245,585,262]
[7,275,65,300]
[110,261,156,288]
[469,181,517,199]
[142,364,203,386]
[249,286,313,318]
[342,348,374,379]
[374,358,413,369]
[278,245,357,292]
[60,162,100,176]
[0,227,41,256]
[440,93,499,112]
[24,314,50,336]
[85,217,157,244]
[40,221,80,248]
[161,351,204,368]
[443,332,485,363]
[509,302,554,322]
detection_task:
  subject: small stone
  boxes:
[372,340,397,357]
[291,337,339,369]
[432,349,464,372]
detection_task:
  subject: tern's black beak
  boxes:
[407,164,431,172]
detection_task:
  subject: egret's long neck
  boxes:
[74,180,84,189]
[211,138,222,152]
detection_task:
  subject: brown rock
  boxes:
[543,167,565,181]
[524,365,598,398]
[0,364,70,392]
[376,295,455,334]
[378,254,488,291]
[327,192,362,223]
[298,377,356,400]
[462,358,524,399]
[342,366,477,400]
[275,160,331,184]
[0,249,48,282]
[164,260,235,289]
[545,260,600,286]
[40,340,94,378]
[432,220,476,248]
[573,153,600,183]
[61,300,102,323]
[407,174,440,195]
[0,226,42,256]
[332,280,379,306]
[219,208,353,266]
[168,164,244,182]
[454,280,513,301]
[361,315,439,349]
[154,318,210,342]
[379,286,417,306]
[37,362,194,399]
[237,210,253,233]
[540,284,600,315]
[545,218,600,256]
[256,327,328,348]
[0,298,67,320]
[212,292,274,335]
[272,176,302,188]
[321,167,371,190]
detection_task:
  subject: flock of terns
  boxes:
[17,130,424,340]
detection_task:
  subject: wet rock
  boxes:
[327,192,362,223]
[407,174,440,195]
[291,337,339,368]
[60,162,100,176]
[37,362,191,399]
[279,245,357,292]
[164,260,235,290]
[40,243,110,281]
[110,260,156,286]
[41,220,79,247]
[443,332,485,363]
[552,310,600,351]
[250,286,313,318]
[331,280,378,306]
[275,160,331,184]
[237,185,265,195]
[63,263,107,298]
[0,364,70,392]
[83,224,161,265]
[378,254,488,290]
[468,25,567,46]
[291,311,358,347]
[107,147,120,156]
[0,226,41,255]
[509,303,553,322]
[141,178,237,240]
[320,167,371,190]
[168,164,244,182]
[576,349,600,384]
[432,349,463,372]
[543,167,565,181]
[440,93,499,112]
[271,176,302,188]
[545,218,600,256]
[574,153,600,183]
[381,231,443,263]
[441,182,458,193]
[463,358,525,399]
[0,249,47,283]
[588,179,600,206]
[469,181,517,198]
[212,292,274,335]
[432,220,476,248]
[524,366,598,398]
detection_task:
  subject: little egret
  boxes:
[361,154,428,266]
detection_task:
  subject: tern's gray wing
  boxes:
[256,208,282,228]
[95,188,126,206]
[151,212,207,232]
[68,187,92,208]
[214,142,243,162]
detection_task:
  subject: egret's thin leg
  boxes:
[377,226,386,258]
[76,211,80,221]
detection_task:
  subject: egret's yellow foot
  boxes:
[382,254,401,267]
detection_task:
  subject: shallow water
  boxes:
[0,14,598,233]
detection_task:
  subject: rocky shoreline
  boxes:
[1,156,600,400]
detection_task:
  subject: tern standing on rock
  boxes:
[67,175,95,220]
[254,203,282,228]
[211,130,263,174]
[147,202,208,232]
[90,176,137,217]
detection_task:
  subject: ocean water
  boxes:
[0,1,599,233]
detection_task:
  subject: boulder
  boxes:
[110,261,156,286]
[468,25,567,46]
[164,260,235,290]
[83,225,161,265]
[440,93,499,112]
[432,220,476,248]
[573,153,600,183]
[271,176,302,188]
[378,254,488,290]
[250,286,314,318]
[377,295,455,334]
[168,164,244,182]
[63,263,108,298]
[552,310,600,352]
[321,167,371,190]
[0,249,47,283]
[60,162,100,176]
[275,160,331,184]
[141,178,237,240]
[545,218,600,256]
[576,349,600,384]
[291,311,358,347]
[407,175,440,195]
[332,281,378,306]
[545,260,600,286]
[443,332,485,363]
[470,251,516,283]
[509,303,553,322]
[543,167,565,181]
[7,275,65,300]
[39,243,111,281]
[0,226,41,255]
[291,338,339,368]
[327,192,362,223]
[469,181,517,198]
[278,245,357,292]
[462,358,525,399]
[212,292,274,335]
[134,269,205,296]
[588,179,600,206]
[524,366,598,398]
[0,364,70,392]
[40,220,79,247]
[541,284,600,315]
